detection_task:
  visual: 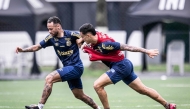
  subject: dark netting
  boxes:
[40,2,133,31]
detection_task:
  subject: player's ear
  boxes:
[57,24,61,29]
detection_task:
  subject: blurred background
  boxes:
[0,0,190,78]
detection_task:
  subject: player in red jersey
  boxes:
[79,23,176,109]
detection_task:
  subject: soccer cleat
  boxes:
[166,103,176,109]
[25,104,39,109]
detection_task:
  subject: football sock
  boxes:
[97,106,101,109]
[164,102,169,109]
[38,103,44,109]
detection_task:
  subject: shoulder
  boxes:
[44,34,53,42]
[64,30,81,38]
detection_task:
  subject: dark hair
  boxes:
[47,16,62,25]
[79,23,96,35]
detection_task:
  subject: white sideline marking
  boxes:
[161,84,190,87]
[0,106,10,108]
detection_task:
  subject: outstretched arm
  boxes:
[120,43,159,58]
[16,44,42,53]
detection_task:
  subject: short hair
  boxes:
[79,23,96,35]
[47,16,62,25]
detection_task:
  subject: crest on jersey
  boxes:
[54,38,59,41]
[65,38,71,46]
[55,43,59,46]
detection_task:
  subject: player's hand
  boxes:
[15,47,23,54]
[76,38,84,48]
[81,44,87,53]
[81,43,92,53]
[146,49,159,58]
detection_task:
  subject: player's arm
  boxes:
[120,43,159,58]
[71,31,84,48]
[76,38,84,48]
[16,44,42,53]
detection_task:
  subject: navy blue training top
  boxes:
[40,30,83,67]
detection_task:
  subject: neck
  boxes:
[91,34,98,45]
[57,29,64,38]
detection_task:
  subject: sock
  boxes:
[165,102,169,109]
[38,103,44,109]
[97,106,101,109]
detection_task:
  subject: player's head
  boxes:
[47,16,62,37]
[79,23,96,44]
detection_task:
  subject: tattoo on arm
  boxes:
[120,43,147,53]
[22,45,42,52]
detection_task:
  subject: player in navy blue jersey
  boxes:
[79,23,176,109]
[16,16,100,109]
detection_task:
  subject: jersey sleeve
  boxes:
[39,35,53,48]
[101,41,120,51]
[71,31,81,40]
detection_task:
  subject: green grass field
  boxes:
[0,76,190,109]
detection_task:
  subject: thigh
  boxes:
[67,78,83,90]
[46,71,62,83]
[57,66,83,82]
[122,71,138,85]
[128,77,146,91]
[106,59,135,84]
[106,68,123,84]
[94,73,113,87]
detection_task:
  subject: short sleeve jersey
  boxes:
[40,30,83,67]
[91,32,123,67]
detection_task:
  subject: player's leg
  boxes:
[128,77,167,106]
[65,66,100,109]
[125,60,176,109]
[93,73,114,109]
[40,71,62,104]
[25,70,62,109]
[128,77,176,109]
[71,87,100,109]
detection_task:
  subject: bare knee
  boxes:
[73,93,84,100]
[45,75,53,85]
[93,81,103,92]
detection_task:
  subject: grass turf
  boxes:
[0,77,190,109]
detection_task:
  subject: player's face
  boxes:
[47,22,59,37]
[80,32,92,44]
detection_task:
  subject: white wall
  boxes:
[126,30,143,66]
[146,24,162,64]
[0,31,33,68]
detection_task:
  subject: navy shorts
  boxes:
[106,59,137,85]
[57,66,84,90]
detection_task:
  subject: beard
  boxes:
[51,31,59,37]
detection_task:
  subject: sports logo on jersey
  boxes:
[55,43,59,46]
[110,68,115,73]
[58,68,63,71]
[54,38,59,41]
[107,68,115,74]
[57,50,73,56]
[60,45,65,47]
[96,46,103,52]
[102,43,114,50]
[65,38,71,46]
